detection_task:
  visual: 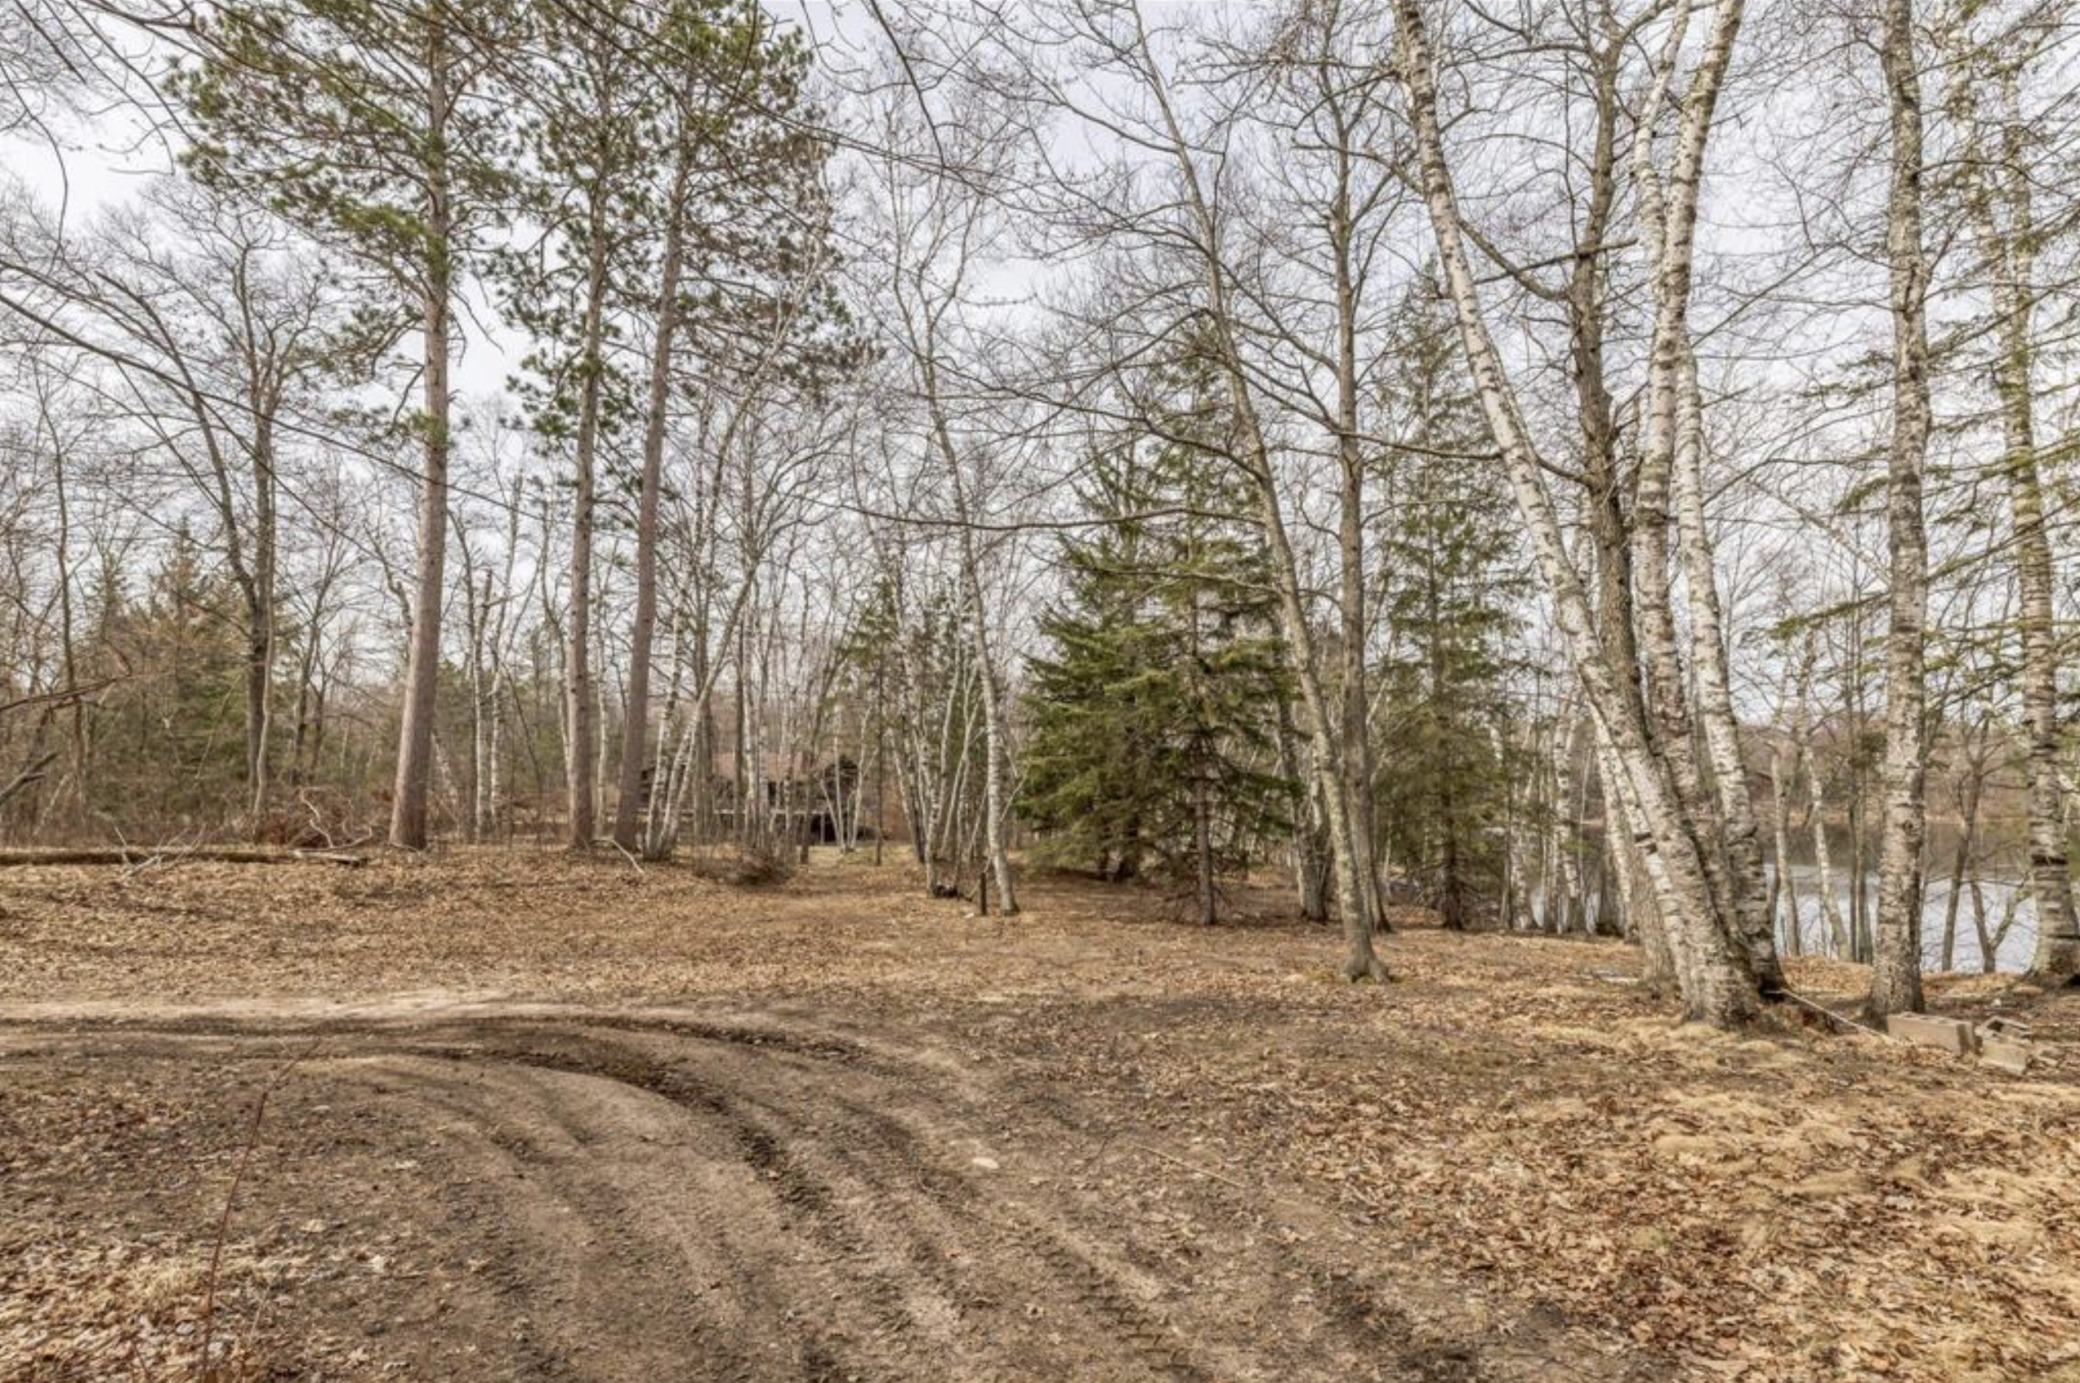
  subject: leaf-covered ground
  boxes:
[3,848,2077,1382]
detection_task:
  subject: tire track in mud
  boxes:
[422,1023,1210,1383]
[446,1036,933,1383]
[380,1036,911,1383]
[1,1007,1579,1382]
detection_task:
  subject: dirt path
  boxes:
[7,853,2078,1383]
[3,999,1605,1383]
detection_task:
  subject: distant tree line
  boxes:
[4,0,2080,1026]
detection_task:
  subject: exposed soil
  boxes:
[3,850,2078,1383]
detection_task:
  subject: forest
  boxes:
[2,1,2079,1381]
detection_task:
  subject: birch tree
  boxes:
[1868,0,1932,1017]
[1628,0,1781,993]
[1939,6,2080,986]
[859,61,1031,913]
[1390,0,1759,1023]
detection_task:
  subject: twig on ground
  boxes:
[1124,1141,1250,1191]
[120,831,204,882]
[196,1039,321,1378]
[1779,985,1890,1039]
[609,837,646,875]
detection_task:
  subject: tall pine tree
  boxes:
[1373,282,1529,928]
[177,0,522,848]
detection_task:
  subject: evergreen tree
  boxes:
[610,0,851,856]
[494,0,659,849]
[1373,282,1529,928]
[88,527,251,829]
[1021,357,1292,923]
[176,0,523,848]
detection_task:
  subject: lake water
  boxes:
[1767,864,2038,973]
[1538,865,2042,973]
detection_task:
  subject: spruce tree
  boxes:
[1021,452,1166,884]
[1374,283,1529,928]
[1021,356,1292,923]
[89,527,250,828]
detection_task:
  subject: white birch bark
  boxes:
[1868,0,1932,1017]
[1805,734,1847,958]
[1941,33,2078,984]
[1768,740,1801,956]
[1390,0,1755,1023]
[1630,0,1781,991]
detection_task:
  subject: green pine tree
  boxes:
[176,0,524,847]
[1021,355,1292,923]
[89,526,251,829]
[1374,281,1529,928]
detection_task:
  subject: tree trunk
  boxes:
[928,396,1019,915]
[1596,735,1676,989]
[1942,742,1984,973]
[1936,24,2074,981]
[1331,166,1386,935]
[963,557,1018,915]
[48,422,85,826]
[1868,0,1932,1018]
[564,197,609,850]
[1970,878,1996,973]
[1279,704,1330,922]
[1628,0,1779,989]
[1670,350,1779,989]
[465,560,488,842]
[245,417,277,825]
[1192,755,1217,926]
[1569,30,1657,953]
[1392,0,1755,1024]
[611,146,692,853]
[387,41,453,852]
[1807,749,1846,957]
[1957,70,2078,984]
[1769,742,1802,956]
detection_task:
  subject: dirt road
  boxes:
[5,852,2077,1382]
[4,998,1590,1383]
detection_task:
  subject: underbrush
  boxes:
[679,842,795,887]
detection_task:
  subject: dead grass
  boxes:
[1,1223,277,1381]
[4,847,2078,1382]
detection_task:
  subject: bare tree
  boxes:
[0,180,351,825]
[1390,0,1759,1023]
[1939,7,2080,986]
[1867,0,1933,1017]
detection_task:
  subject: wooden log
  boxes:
[0,848,367,869]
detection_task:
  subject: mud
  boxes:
[2,999,1632,1382]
